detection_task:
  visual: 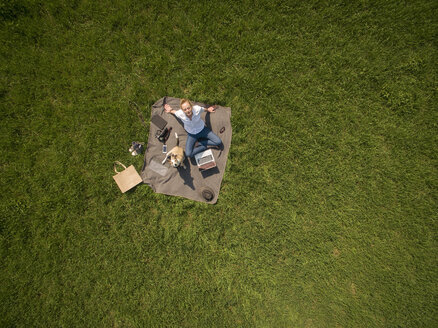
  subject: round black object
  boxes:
[201,188,215,202]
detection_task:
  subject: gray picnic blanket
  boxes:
[141,97,232,203]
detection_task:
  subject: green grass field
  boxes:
[1,0,437,327]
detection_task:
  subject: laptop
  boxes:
[151,115,167,130]
[194,149,217,170]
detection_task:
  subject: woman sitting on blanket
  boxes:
[164,99,222,158]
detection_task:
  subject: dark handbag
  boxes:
[155,127,172,142]
[155,127,168,142]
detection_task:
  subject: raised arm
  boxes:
[164,104,177,115]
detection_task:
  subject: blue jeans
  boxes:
[185,126,222,158]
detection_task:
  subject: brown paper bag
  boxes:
[113,161,143,193]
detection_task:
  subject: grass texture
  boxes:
[1,0,437,327]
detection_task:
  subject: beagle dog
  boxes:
[162,133,185,168]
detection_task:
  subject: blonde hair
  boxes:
[180,98,192,108]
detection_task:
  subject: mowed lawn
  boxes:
[1,0,437,327]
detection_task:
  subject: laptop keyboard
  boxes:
[198,155,213,165]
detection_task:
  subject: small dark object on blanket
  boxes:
[201,187,215,201]
[164,127,172,142]
[155,127,168,142]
